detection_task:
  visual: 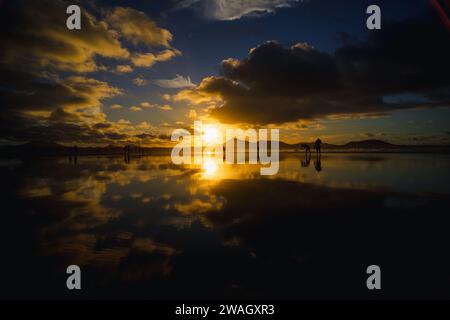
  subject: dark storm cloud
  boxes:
[181,17,450,124]
[335,18,450,96]
[221,41,339,96]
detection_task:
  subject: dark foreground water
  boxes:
[1,153,450,299]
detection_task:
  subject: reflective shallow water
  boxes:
[1,153,450,299]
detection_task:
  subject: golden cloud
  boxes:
[131,49,181,68]
[106,7,174,48]
[130,106,143,112]
[159,104,173,111]
[116,65,134,73]
[0,0,130,73]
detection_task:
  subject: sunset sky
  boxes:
[1,0,449,146]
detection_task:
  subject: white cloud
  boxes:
[176,0,300,20]
[155,74,196,89]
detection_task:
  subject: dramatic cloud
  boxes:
[106,7,174,48]
[0,0,129,73]
[0,0,181,145]
[155,75,196,89]
[177,18,450,124]
[176,0,300,20]
[0,1,180,75]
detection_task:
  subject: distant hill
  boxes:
[0,140,68,156]
[1,138,449,157]
[223,139,410,151]
[0,141,168,156]
[22,140,65,149]
[279,139,450,153]
[341,139,397,149]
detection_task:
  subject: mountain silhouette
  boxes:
[342,139,396,149]
[1,138,449,157]
[22,140,65,149]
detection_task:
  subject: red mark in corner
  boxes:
[430,0,450,32]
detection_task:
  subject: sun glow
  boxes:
[202,125,222,145]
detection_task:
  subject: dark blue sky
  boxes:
[102,0,429,81]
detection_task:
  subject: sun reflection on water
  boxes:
[202,158,218,176]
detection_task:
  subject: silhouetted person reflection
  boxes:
[123,145,131,163]
[314,154,322,172]
[69,145,78,164]
[300,144,311,167]
[314,138,322,156]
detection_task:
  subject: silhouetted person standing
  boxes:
[314,138,322,156]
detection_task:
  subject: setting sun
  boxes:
[202,125,222,145]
